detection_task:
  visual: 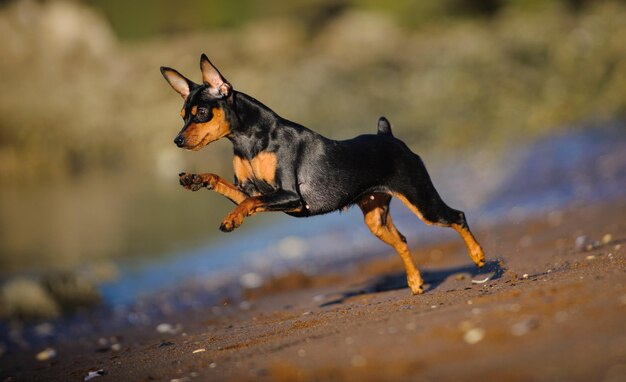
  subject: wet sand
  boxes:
[2,198,626,381]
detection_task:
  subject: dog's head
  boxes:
[160,54,234,150]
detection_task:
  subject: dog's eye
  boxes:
[197,108,209,118]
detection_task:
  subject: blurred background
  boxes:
[1,0,626,319]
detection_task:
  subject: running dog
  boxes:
[160,54,485,295]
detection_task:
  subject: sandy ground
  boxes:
[2,198,626,382]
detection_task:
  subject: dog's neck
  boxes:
[227,91,278,158]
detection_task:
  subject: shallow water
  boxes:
[100,123,626,307]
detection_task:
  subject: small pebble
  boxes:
[602,234,612,244]
[239,272,263,289]
[511,318,538,336]
[302,311,312,316]
[522,274,529,279]
[471,276,490,284]
[209,362,217,368]
[156,323,173,334]
[111,343,122,352]
[575,235,588,251]
[463,328,485,345]
[84,369,106,381]
[192,348,206,354]
[35,347,56,361]
[586,255,596,260]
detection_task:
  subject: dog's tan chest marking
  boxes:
[233,152,278,187]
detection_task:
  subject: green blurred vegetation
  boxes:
[1,0,626,271]
[86,0,602,40]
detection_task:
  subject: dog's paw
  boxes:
[471,245,486,268]
[178,172,213,191]
[407,273,424,295]
[219,211,244,232]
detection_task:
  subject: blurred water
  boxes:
[100,123,626,307]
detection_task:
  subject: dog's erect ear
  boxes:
[377,116,393,136]
[200,54,232,99]
[160,67,196,99]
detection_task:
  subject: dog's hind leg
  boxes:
[392,156,485,268]
[358,193,424,295]
[179,172,247,204]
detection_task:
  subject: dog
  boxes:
[160,54,485,295]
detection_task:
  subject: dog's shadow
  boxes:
[319,260,504,307]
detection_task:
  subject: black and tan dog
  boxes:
[160,54,485,295]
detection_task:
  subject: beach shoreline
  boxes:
[2,197,625,381]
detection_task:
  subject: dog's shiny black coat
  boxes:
[161,55,486,295]
[179,85,466,228]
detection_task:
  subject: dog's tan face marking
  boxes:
[233,152,278,187]
[180,107,230,150]
[191,106,198,116]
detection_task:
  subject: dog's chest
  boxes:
[233,152,278,191]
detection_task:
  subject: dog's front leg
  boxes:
[219,191,302,232]
[179,172,247,205]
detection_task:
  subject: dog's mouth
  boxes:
[186,133,217,151]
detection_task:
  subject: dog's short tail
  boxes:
[377,116,393,136]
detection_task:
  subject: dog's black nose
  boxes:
[174,135,185,147]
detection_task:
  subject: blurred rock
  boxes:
[240,272,263,289]
[0,277,60,320]
[575,235,588,251]
[463,327,485,344]
[42,273,101,312]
